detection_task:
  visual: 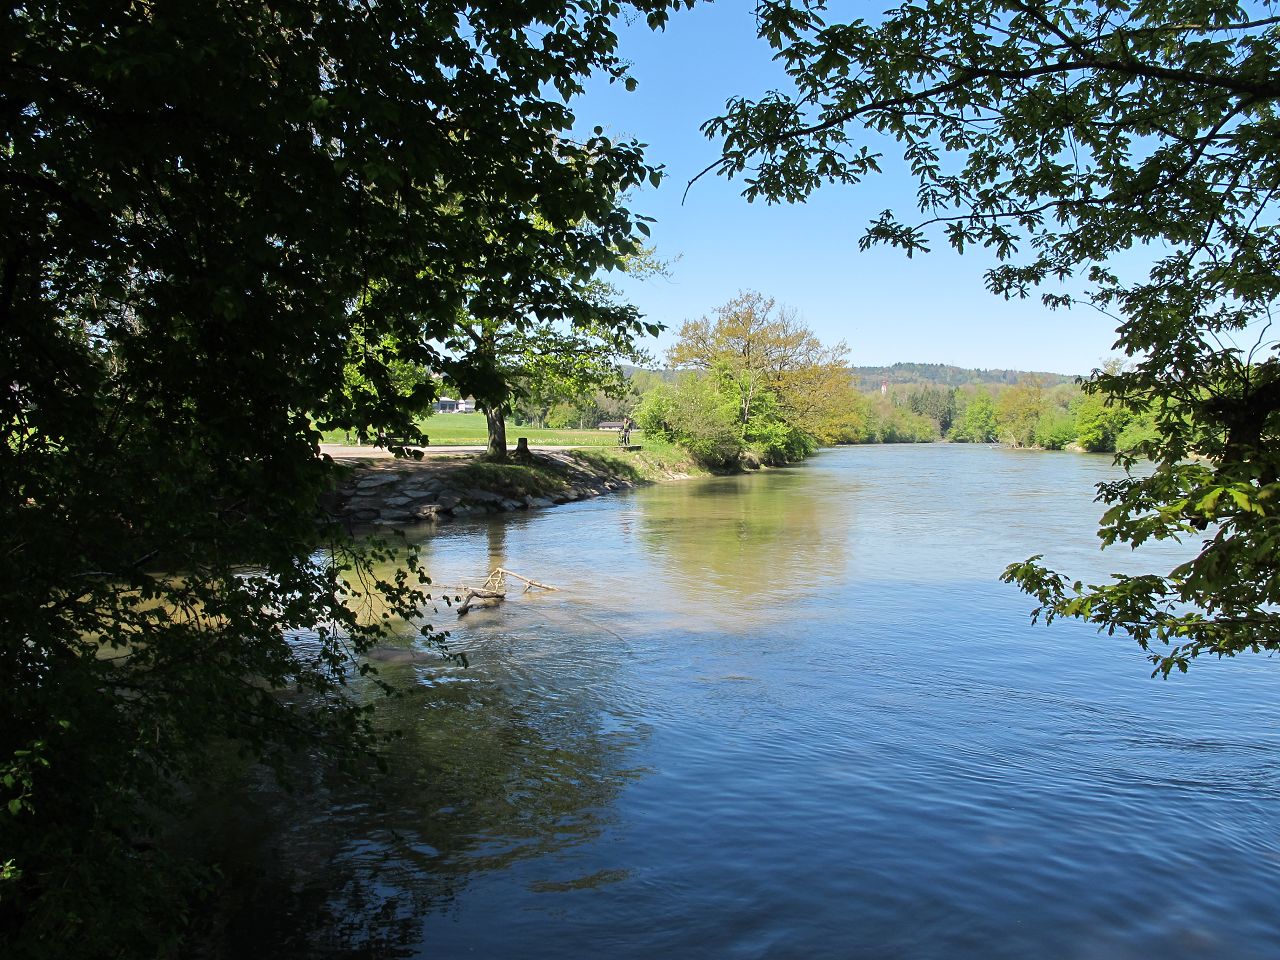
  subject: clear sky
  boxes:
[573,4,1124,376]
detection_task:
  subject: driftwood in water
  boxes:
[457,586,505,616]
[456,567,559,616]
[492,567,559,593]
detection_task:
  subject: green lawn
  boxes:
[321,412,633,447]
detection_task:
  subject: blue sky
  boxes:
[573,4,1124,376]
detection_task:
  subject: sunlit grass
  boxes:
[573,437,708,479]
[320,412,631,447]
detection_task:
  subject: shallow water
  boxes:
[222,445,1280,959]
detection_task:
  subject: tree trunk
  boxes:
[484,403,508,460]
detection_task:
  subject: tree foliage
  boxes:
[861,395,942,442]
[903,385,957,435]
[1072,390,1132,453]
[437,246,666,458]
[0,0,687,953]
[644,292,851,465]
[706,0,1280,673]
[996,378,1047,448]
[949,389,999,443]
[635,372,747,467]
[668,290,853,436]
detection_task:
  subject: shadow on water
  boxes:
[200,606,648,958]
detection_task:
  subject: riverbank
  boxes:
[321,445,704,529]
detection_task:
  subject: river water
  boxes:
[220,445,1280,959]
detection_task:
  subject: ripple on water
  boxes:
[239,447,1280,960]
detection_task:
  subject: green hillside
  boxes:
[849,362,1078,391]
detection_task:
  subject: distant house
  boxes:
[434,396,476,413]
[598,421,626,431]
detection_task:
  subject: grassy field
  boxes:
[320,412,712,478]
[323,414,706,481]
[322,412,635,448]
[571,440,708,480]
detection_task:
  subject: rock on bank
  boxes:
[320,450,642,529]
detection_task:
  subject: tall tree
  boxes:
[996,378,1047,448]
[649,291,852,465]
[436,246,666,459]
[705,0,1280,675]
[905,385,958,435]
[0,1,688,953]
[437,310,655,459]
[668,290,851,435]
[950,389,999,443]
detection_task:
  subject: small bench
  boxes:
[374,434,429,449]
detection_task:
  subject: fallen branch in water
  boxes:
[492,567,559,593]
[457,586,505,616]
[457,568,558,616]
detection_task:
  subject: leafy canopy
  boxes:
[705,0,1280,673]
[668,290,854,438]
[1,0,687,953]
[950,389,999,443]
[642,291,853,465]
[436,244,667,459]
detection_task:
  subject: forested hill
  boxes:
[629,363,1079,389]
[850,363,1077,391]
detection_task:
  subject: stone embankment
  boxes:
[323,450,640,529]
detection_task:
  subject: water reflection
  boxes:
[208,609,647,957]
[484,519,507,576]
[635,466,852,618]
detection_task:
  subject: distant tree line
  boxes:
[849,363,1077,392]
[880,375,1157,453]
[536,308,1153,458]
[554,360,1156,457]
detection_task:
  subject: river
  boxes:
[215,444,1280,959]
